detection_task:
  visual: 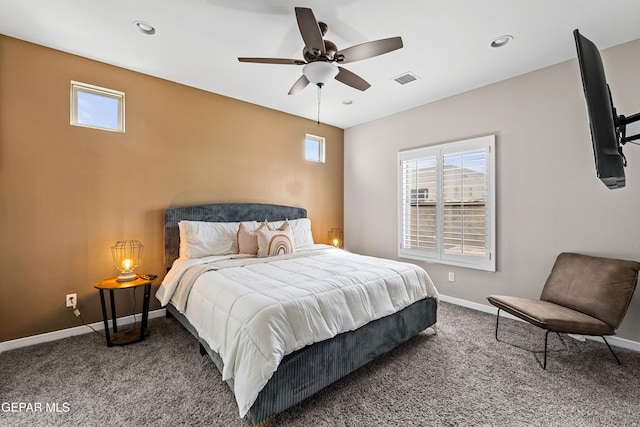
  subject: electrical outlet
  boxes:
[448,272,455,282]
[66,293,77,308]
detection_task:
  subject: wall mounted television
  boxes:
[573,29,640,189]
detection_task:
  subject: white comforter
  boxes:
[156,245,438,418]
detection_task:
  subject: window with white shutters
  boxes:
[398,135,495,271]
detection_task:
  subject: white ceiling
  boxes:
[2,0,640,129]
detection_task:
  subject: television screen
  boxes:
[573,29,626,189]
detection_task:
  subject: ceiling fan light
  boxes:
[303,62,338,87]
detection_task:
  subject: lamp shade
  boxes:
[111,240,143,282]
[329,228,343,248]
[303,62,338,87]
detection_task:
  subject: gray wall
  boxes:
[344,38,640,342]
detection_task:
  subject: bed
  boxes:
[156,202,438,425]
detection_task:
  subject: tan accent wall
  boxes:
[0,36,344,342]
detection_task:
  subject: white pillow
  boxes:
[268,218,314,248]
[256,226,296,258]
[179,220,259,258]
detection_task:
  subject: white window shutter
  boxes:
[401,155,438,253]
[442,148,488,258]
[398,135,495,271]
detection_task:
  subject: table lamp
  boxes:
[329,228,343,248]
[111,240,144,282]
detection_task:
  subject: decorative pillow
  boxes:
[179,220,258,258]
[274,219,290,231]
[256,227,296,258]
[237,221,269,255]
[268,218,314,248]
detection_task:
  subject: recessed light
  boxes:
[342,99,353,105]
[134,21,156,35]
[491,35,513,48]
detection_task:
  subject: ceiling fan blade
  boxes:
[238,57,306,65]
[295,7,325,56]
[288,75,310,95]
[335,67,371,91]
[337,36,403,64]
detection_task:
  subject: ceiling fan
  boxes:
[238,7,403,95]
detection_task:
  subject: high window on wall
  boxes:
[398,135,495,271]
[305,134,325,163]
[70,81,125,132]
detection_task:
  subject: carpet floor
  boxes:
[1,302,639,426]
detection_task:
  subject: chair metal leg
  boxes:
[602,336,621,365]
[491,310,618,369]
[543,330,551,370]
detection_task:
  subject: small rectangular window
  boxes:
[305,134,325,163]
[70,81,125,132]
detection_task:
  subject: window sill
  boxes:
[399,251,496,272]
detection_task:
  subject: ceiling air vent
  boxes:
[393,72,419,85]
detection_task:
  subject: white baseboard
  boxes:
[439,294,521,320]
[0,309,166,353]
[439,294,640,352]
[4,297,639,354]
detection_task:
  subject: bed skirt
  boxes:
[166,297,437,425]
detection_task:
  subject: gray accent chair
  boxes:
[488,252,640,369]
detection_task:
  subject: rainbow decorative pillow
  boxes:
[256,226,295,258]
[268,218,314,248]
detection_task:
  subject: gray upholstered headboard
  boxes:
[164,203,307,270]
